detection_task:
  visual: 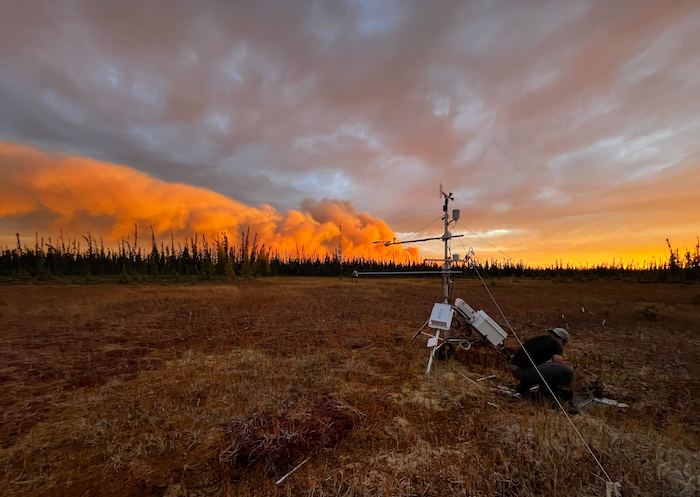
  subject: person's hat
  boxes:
[548,327,570,343]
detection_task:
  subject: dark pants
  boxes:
[510,362,574,400]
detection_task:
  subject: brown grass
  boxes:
[0,278,698,496]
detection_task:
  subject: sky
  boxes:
[1,0,699,266]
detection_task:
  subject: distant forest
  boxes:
[1,229,698,283]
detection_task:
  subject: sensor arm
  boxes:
[381,234,464,246]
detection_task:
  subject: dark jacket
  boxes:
[510,334,563,369]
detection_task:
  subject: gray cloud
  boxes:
[1,0,698,263]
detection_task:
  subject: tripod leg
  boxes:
[425,329,441,375]
[410,320,430,343]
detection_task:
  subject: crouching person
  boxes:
[509,328,579,413]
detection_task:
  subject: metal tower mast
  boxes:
[441,189,454,304]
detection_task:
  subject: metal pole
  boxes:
[442,193,450,304]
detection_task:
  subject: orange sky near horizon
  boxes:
[1,141,696,268]
[1,2,699,268]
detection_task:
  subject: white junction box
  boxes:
[471,310,508,347]
[428,303,454,331]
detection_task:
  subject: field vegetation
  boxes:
[0,277,697,496]
[2,230,699,282]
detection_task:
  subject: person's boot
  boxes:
[516,383,539,398]
[549,387,579,414]
[515,382,530,397]
[566,399,580,415]
[552,386,573,401]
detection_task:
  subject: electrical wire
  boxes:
[454,219,512,262]
[396,216,443,244]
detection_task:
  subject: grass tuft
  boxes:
[219,396,358,478]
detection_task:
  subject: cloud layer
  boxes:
[0,143,417,261]
[0,0,698,264]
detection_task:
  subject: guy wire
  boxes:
[454,220,512,262]
[396,215,444,244]
[454,231,617,485]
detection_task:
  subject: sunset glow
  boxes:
[1,1,699,266]
[0,143,416,261]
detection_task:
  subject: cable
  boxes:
[470,263,616,486]
[397,216,443,244]
[454,220,512,262]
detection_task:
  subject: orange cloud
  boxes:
[0,142,417,261]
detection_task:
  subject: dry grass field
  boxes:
[0,277,698,497]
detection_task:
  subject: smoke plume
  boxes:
[0,142,417,261]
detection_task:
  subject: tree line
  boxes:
[1,229,698,283]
